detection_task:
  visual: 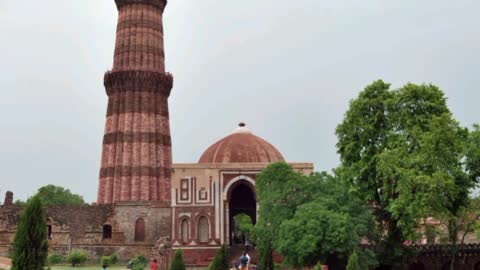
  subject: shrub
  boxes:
[110,253,118,264]
[101,254,118,266]
[170,250,186,270]
[101,256,111,267]
[132,254,149,270]
[48,253,64,265]
[346,252,361,270]
[313,263,326,270]
[133,264,146,270]
[208,245,230,270]
[67,250,88,266]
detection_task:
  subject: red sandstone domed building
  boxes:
[0,1,313,267]
[170,123,313,264]
[0,1,479,269]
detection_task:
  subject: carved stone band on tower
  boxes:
[97,0,173,204]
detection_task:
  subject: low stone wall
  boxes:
[0,203,171,261]
[0,206,22,258]
[180,248,219,266]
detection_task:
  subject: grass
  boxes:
[51,266,126,270]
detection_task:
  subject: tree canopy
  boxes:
[254,163,375,268]
[15,184,85,206]
[234,213,253,237]
[276,172,375,268]
[253,162,307,270]
[335,80,479,268]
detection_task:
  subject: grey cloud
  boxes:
[0,0,479,203]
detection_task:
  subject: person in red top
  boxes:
[151,259,158,270]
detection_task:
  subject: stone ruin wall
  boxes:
[0,202,171,260]
[0,205,21,256]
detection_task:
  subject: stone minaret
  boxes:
[97,0,173,204]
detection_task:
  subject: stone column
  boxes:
[97,0,173,205]
[3,191,13,206]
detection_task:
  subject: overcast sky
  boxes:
[0,0,479,203]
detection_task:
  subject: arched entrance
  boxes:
[228,180,256,246]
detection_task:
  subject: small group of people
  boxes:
[232,252,257,270]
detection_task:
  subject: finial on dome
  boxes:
[233,122,251,134]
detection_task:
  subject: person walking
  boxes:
[240,252,249,270]
[151,259,158,270]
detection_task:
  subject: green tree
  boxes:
[170,250,186,270]
[253,162,306,270]
[11,195,48,270]
[35,185,85,206]
[14,185,85,206]
[208,245,230,270]
[466,125,480,183]
[276,173,375,268]
[14,199,26,206]
[234,214,253,241]
[440,197,480,270]
[336,80,477,268]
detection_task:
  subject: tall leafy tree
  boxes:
[466,125,480,182]
[11,195,48,270]
[253,162,306,270]
[276,173,376,268]
[255,163,374,269]
[442,126,480,269]
[441,197,480,269]
[336,80,476,268]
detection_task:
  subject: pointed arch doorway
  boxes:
[227,179,257,246]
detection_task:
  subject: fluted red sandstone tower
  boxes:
[97,0,173,204]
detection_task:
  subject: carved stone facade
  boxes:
[97,0,173,205]
[170,162,313,266]
[0,0,313,266]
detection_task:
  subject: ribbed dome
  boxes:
[199,123,285,164]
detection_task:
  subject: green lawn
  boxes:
[51,266,126,270]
